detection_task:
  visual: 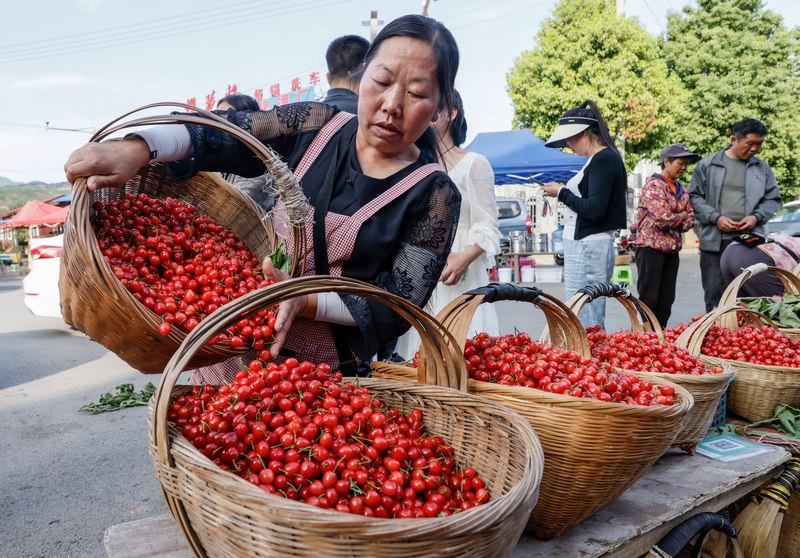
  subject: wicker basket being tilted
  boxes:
[60,102,305,373]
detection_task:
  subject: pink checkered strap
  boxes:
[294,111,355,180]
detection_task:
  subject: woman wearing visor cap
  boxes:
[634,143,698,327]
[541,100,626,329]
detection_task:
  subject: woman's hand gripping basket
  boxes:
[60,103,305,373]
[566,283,734,454]
[149,275,544,558]
[373,282,692,539]
[675,304,800,423]
[718,263,800,339]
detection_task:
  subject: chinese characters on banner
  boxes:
[186,72,320,111]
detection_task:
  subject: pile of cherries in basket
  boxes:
[92,193,276,349]
[453,331,678,406]
[585,325,723,375]
[664,317,800,368]
[169,358,492,517]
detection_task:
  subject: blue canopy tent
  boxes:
[465,129,587,185]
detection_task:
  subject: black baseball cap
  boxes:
[659,143,699,162]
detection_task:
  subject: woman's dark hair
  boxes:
[358,14,459,115]
[217,94,259,112]
[561,100,620,158]
[447,90,468,146]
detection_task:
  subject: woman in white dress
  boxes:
[395,91,501,361]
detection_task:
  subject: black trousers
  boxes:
[699,239,734,312]
[635,247,680,328]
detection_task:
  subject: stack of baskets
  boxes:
[150,276,546,557]
[372,283,692,539]
[59,103,304,374]
[675,305,800,423]
[564,283,734,454]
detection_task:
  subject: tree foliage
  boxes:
[663,0,800,198]
[507,0,688,170]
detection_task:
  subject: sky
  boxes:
[1,0,798,184]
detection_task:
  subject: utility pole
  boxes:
[361,10,384,41]
[422,0,436,16]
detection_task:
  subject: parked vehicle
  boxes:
[23,234,63,318]
[497,197,528,246]
[765,200,800,237]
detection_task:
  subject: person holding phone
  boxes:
[689,118,782,311]
[541,100,627,329]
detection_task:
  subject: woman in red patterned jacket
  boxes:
[634,143,699,327]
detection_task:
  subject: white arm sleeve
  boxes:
[314,292,357,325]
[463,153,502,267]
[130,126,193,163]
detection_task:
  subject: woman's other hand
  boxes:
[542,182,562,197]
[261,258,315,357]
[439,251,470,285]
[64,137,151,191]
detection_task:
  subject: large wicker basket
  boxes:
[60,103,304,374]
[675,305,800,423]
[564,283,735,454]
[717,263,800,339]
[372,283,693,539]
[149,275,545,557]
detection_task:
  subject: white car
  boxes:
[23,234,64,318]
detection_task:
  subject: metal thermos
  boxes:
[509,231,526,253]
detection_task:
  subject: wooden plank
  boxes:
[511,447,789,558]
[105,448,790,558]
[104,515,193,558]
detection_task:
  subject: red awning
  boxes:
[2,200,69,227]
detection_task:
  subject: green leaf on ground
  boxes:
[79,383,156,414]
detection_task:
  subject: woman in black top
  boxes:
[64,15,461,376]
[542,100,627,328]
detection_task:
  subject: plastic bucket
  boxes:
[521,266,535,283]
[498,267,513,283]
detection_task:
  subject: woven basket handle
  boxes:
[465,282,543,303]
[566,282,664,336]
[86,101,292,178]
[717,263,800,330]
[151,275,466,468]
[674,304,776,356]
[438,284,591,357]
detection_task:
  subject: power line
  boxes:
[0,0,348,64]
[0,0,273,50]
[0,120,94,133]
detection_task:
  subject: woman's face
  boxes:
[663,157,689,179]
[357,36,441,159]
[564,130,589,156]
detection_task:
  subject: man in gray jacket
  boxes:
[689,118,782,311]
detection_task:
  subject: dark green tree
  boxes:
[663,0,800,198]
[507,0,688,170]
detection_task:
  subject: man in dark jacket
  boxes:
[322,35,369,114]
[689,118,782,311]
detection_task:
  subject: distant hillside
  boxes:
[0,176,71,214]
